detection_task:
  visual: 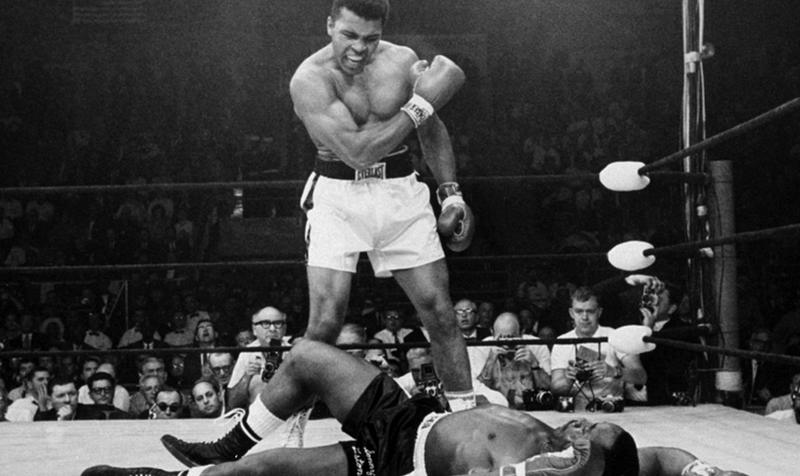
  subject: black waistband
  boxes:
[314,148,414,180]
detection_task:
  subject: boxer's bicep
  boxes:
[291,75,363,165]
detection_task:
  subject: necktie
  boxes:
[24,333,31,349]
[390,331,400,359]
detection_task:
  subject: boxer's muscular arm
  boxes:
[290,67,416,170]
[226,374,252,410]
[417,114,457,184]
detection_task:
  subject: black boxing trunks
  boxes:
[339,373,446,476]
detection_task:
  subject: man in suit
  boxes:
[117,308,162,348]
[743,328,786,407]
[372,306,414,370]
[118,319,169,385]
[453,299,491,380]
[637,282,699,405]
[181,318,219,387]
[6,311,48,351]
[454,299,491,341]
[83,312,113,351]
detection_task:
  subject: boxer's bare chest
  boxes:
[331,64,407,126]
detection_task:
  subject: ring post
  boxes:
[710,160,743,405]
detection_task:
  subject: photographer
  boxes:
[550,287,646,412]
[395,347,507,407]
[228,306,293,409]
[636,278,703,406]
[476,312,552,410]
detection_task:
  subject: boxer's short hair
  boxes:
[602,430,639,476]
[331,0,390,24]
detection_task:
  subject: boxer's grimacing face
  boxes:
[327,8,382,75]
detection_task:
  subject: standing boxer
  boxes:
[159,0,477,466]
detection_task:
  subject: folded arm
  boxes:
[290,66,416,170]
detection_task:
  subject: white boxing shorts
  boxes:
[300,171,444,277]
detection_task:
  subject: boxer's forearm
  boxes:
[418,114,457,184]
[227,375,252,410]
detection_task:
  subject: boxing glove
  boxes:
[436,182,475,252]
[401,55,465,128]
[501,438,602,475]
[681,460,750,476]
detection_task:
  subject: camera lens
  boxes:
[535,390,554,407]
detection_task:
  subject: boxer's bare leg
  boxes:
[260,338,381,420]
[393,259,472,393]
[302,266,353,343]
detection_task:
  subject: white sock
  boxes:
[245,398,286,439]
[444,389,476,412]
[185,465,213,476]
[281,406,312,448]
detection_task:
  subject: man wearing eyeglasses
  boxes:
[151,387,188,420]
[372,307,413,368]
[207,352,234,412]
[228,306,294,409]
[452,299,494,381]
[454,299,491,342]
[78,362,131,412]
[84,372,130,419]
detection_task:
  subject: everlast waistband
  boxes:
[314,146,414,181]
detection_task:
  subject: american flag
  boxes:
[72,0,146,25]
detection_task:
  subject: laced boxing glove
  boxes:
[436,182,475,252]
[401,55,465,128]
[681,460,750,476]
[500,438,603,475]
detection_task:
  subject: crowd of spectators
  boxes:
[1,264,799,424]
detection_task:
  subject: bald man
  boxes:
[477,312,552,408]
[228,307,293,409]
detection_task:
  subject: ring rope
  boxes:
[645,336,800,368]
[0,337,607,359]
[0,172,707,196]
[643,222,800,258]
[0,252,607,276]
[5,334,797,366]
[12,221,789,277]
[638,96,800,174]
